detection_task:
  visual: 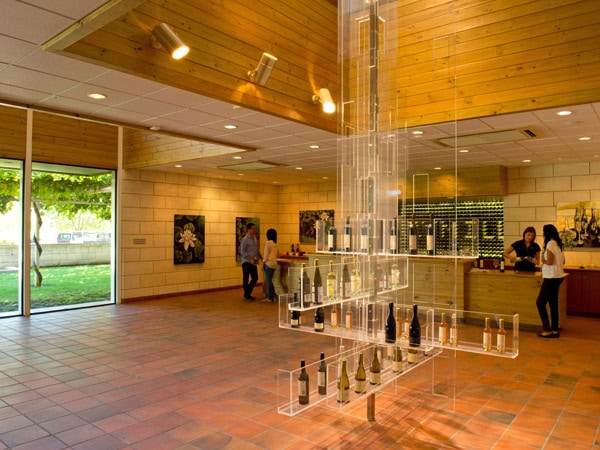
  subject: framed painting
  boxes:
[299,209,334,244]
[236,217,260,261]
[557,201,599,248]
[174,214,205,264]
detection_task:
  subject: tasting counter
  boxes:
[563,265,600,317]
[274,254,309,295]
[464,269,568,330]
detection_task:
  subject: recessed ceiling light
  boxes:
[522,159,531,163]
[556,110,572,116]
[411,130,424,135]
[295,167,303,170]
[149,125,161,131]
[174,164,182,168]
[433,167,441,170]
[323,176,328,179]
[233,156,242,159]
[309,145,320,149]
[224,124,237,129]
[579,136,591,141]
[87,93,106,100]
[459,149,469,153]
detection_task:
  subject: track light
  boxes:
[312,88,336,114]
[247,52,278,86]
[151,23,189,60]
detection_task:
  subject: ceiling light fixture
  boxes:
[312,88,335,114]
[224,124,237,129]
[556,110,572,116]
[579,136,591,141]
[87,93,106,100]
[151,23,189,60]
[309,144,320,149]
[247,52,278,86]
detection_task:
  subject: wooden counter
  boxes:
[465,269,567,330]
[275,255,309,294]
[564,266,600,317]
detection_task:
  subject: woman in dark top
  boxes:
[503,226,541,272]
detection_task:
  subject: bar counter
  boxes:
[465,269,568,330]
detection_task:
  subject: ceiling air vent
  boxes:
[433,128,538,147]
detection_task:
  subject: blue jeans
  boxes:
[242,262,258,298]
[264,265,277,300]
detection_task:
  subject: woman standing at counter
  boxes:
[503,226,541,272]
[263,228,279,302]
[536,224,566,338]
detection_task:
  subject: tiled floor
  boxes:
[0,290,599,449]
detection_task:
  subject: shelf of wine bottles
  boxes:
[400,199,504,258]
[277,307,518,416]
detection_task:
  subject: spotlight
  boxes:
[312,88,335,114]
[151,23,189,60]
[247,52,278,86]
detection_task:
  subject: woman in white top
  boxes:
[263,228,279,302]
[536,224,566,338]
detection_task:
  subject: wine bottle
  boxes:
[354,352,366,394]
[395,307,402,339]
[360,220,368,253]
[389,218,398,254]
[407,348,418,364]
[392,347,403,372]
[403,307,411,340]
[409,304,420,347]
[426,214,434,256]
[449,313,458,347]
[342,259,351,299]
[439,312,447,345]
[497,318,506,354]
[330,304,339,328]
[343,216,352,252]
[317,352,327,395]
[314,307,325,332]
[391,260,400,288]
[326,260,336,300]
[291,310,301,328]
[383,261,391,290]
[500,258,505,273]
[409,213,417,255]
[385,302,396,343]
[351,257,360,297]
[483,317,492,351]
[298,360,309,405]
[301,263,311,306]
[313,259,323,304]
[337,359,350,403]
[369,347,381,385]
[345,308,353,330]
[328,219,337,252]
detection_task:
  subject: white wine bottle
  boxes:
[395,307,402,339]
[351,257,360,297]
[345,308,353,330]
[483,317,492,352]
[391,261,400,288]
[439,312,448,345]
[403,307,411,340]
[330,304,339,328]
[497,319,506,354]
[392,347,403,372]
[354,352,366,394]
[449,313,459,347]
[298,360,309,405]
[317,352,327,395]
[326,260,336,301]
[369,347,381,385]
[337,359,350,403]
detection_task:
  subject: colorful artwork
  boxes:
[299,210,334,243]
[174,214,205,264]
[557,202,599,248]
[236,217,260,261]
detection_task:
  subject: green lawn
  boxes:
[0,264,111,312]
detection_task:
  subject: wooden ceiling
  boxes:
[43,0,339,133]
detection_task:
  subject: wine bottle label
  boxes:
[343,234,351,250]
[392,360,402,372]
[351,275,359,295]
[404,322,410,340]
[298,380,308,397]
[313,286,323,304]
[327,280,335,299]
[392,269,400,287]
[389,235,397,251]
[369,372,381,385]
[439,326,447,345]
[407,349,418,363]
[291,319,299,327]
[483,331,492,351]
[343,281,351,298]
[318,372,326,388]
[337,387,349,403]
[354,379,366,393]
[328,235,334,250]
[331,311,338,328]
[360,235,368,251]
[450,328,458,346]
[409,235,417,251]
[427,235,434,252]
[315,322,324,331]
[497,334,506,354]
[345,312,353,330]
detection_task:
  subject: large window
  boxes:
[29,163,115,312]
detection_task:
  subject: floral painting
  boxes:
[236,217,260,262]
[299,209,334,244]
[174,214,205,264]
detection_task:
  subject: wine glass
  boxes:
[493,259,500,272]
[575,210,583,245]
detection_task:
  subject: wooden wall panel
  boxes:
[0,106,27,160]
[32,112,118,169]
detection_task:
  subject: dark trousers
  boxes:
[242,262,258,298]
[264,265,276,300]
[536,278,563,332]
